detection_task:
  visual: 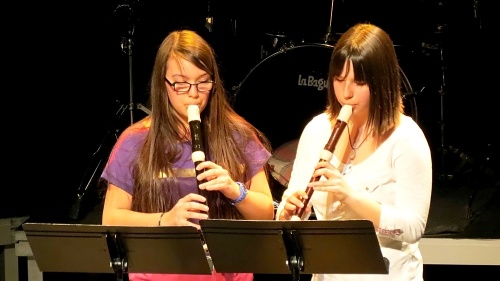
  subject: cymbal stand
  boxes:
[67,1,144,220]
[322,0,338,43]
[421,22,454,181]
[473,0,482,31]
[437,41,450,181]
[434,30,471,181]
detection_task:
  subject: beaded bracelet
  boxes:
[230,182,248,205]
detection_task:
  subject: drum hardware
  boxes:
[205,0,213,32]
[205,16,213,33]
[400,69,419,124]
[260,0,341,59]
[322,0,339,44]
[446,143,499,220]
[421,38,453,181]
[436,40,452,181]
[473,0,482,30]
[260,32,294,60]
[68,2,151,220]
[422,24,476,182]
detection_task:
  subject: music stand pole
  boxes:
[282,229,304,281]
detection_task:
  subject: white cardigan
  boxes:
[276,113,433,281]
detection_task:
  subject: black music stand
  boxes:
[200,219,388,281]
[22,223,212,281]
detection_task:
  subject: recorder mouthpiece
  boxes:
[188,105,201,122]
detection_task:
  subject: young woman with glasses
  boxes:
[101,29,274,281]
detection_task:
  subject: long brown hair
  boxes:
[132,30,271,219]
[326,23,404,136]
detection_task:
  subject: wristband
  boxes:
[230,182,248,205]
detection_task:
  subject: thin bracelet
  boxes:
[158,212,166,226]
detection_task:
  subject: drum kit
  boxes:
[229,0,478,199]
[232,0,419,146]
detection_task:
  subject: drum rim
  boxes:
[232,43,417,122]
[233,43,334,98]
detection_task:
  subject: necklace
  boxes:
[347,126,372,160]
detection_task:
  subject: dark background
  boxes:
[4,0,494,219]
[2,0,498,279]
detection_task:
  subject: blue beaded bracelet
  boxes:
[230,182,248,205]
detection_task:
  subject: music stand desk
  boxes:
[22,223,212,278]
[200,219,388,279]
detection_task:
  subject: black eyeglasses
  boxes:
[164,78,214,93]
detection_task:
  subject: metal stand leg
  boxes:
[115,0,144,124]
[67,102,128,220]
[437,43,453,181]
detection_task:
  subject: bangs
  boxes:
[331,52,367,82]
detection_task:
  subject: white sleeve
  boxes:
[275,114,331,220]
[378,121,433,243]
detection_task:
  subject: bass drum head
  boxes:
[233,43,333,150]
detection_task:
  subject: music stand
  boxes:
[200,219,388,281]
[22,223,212,281]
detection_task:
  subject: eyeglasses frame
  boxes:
[164,77,215,93]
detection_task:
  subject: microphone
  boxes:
[188,105,207,185]
[292,104,352,220]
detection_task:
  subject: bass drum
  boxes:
[233,43,333,150]
[232,43,417,151]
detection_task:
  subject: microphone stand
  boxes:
[67,1,144,220]
[120,1,150,121]
[119,1,137,125]
[322,0,338,44]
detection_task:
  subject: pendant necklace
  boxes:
[347,126,372,160]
